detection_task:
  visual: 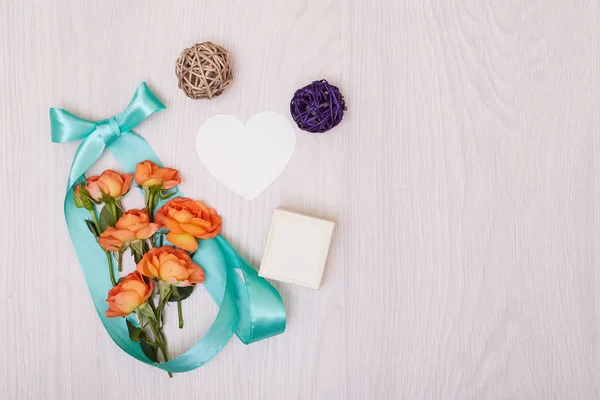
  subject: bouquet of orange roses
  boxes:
[73,160,221,377]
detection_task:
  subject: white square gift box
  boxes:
[258,209,335,289]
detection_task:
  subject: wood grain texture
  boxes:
[0,0,598,399]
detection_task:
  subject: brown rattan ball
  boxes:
[175,42,233,100]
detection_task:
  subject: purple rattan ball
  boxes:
[290,80,347,133]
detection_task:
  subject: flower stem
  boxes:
[148,297,168,345]
[110,200,119,222]
[157,286,171,324]
[177,300,184,329]
[104,251,117,287]
[146,315,173,378]
[147,318,165,357]
[148,297,159,320]
[87,209,116,286]
[90,211,100,234]
[147,190,155,222]
[146,295,173,378]
[117,250,123,272]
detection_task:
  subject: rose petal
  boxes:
[106,309,128,318]
[111,291,142,315]
[159,260,190,282]
[136,223,159,239]
[121,280,149,299]
[198,230,220,239]
[144,178,163,187]
[136,259,154,278]
[167,232,198,252]
[121,174,133,195]
[86,181,102,201]
[172,209,194,223]
[110,229,136,242]
[135,161,152,185]
[103,172,123,197]
[187,263,205,285]
[162,180,179,190]
[98,235,123,251]
[162,216,184,234]
[179,222,207,236]
[116,212,140,230]
[172,248,192,261]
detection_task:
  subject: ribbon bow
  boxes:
[51,83,286,373]
[51,82,166,190]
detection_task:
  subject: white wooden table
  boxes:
[1,1,598,399]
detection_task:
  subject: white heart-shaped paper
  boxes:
[195,112,296,200]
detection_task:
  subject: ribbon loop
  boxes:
[52,83,286,374]
[50,82,165,146]
[50,108,97,143]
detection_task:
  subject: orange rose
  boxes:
[97,209,159,251]
[135,160,181,190]
[116,209,159,239]
[155,198,222,252]
[105,271,153,318]
[137,246,205,287]
[85,170,133,201]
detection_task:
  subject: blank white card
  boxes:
[259,209,335,289]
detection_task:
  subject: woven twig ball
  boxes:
[175,42,233,100]
[290,80,347,133]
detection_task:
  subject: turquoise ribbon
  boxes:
[51,82,286,373]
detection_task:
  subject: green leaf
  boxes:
[85,219,100,237]
[99,186,112,203]
[158,281,172,303]
[141,340,158,348]
[115,201,125,219]
[137,302,155,320]
[99,205,116,232]
[140,340,158,363]
[159,188,179,200]
[126,319,146,343]
[168,285,195,302]
[130,239,144,256]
